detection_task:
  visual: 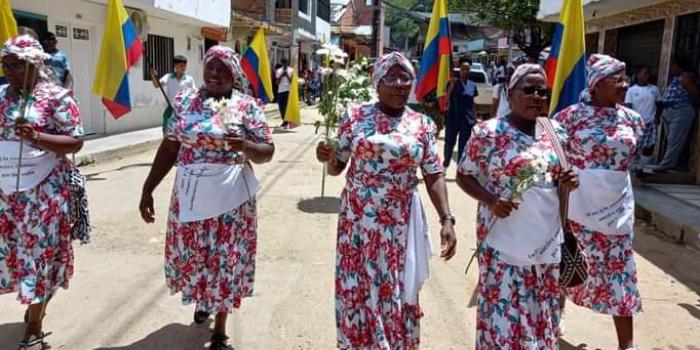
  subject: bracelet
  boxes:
[33,131,41,142]
[440,213,456,226]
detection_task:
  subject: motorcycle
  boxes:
[304,77,322,105]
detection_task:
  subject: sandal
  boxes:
[17,332,51,350]
[194,310,210,324]
[209,333,232,350]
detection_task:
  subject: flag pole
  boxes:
[15,61,32,192]
[148,58,174,110]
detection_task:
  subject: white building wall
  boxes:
[11,0,223,136]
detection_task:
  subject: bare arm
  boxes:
[224,137,275,164]
[139,139,180,223]
[64,72,74,90]
[456,173,517,218]
[424,172,457,260]
[15,122,83,155]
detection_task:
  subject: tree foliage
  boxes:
[384,0,422,50]
[451,0,554,60]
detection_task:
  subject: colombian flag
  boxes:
[92,0,143,118]
[415,0,451,111]
[242,28,274,103]
[546,0,586,116]
[0,0,17,79]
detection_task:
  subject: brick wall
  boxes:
[234,0,267,21]
[337,0,374,27]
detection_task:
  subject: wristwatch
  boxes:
[440,213,456,226]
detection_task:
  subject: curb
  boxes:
[635,185,700,250]
[74,127,163,167]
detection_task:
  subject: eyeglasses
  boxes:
[381,75,413,87]
[519,86,549,97]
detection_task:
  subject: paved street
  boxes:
[1,108,699,349]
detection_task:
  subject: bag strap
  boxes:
[536,117,570,229]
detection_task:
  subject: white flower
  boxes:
[205,97,241,126]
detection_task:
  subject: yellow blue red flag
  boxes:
[92,0,143,118]
[242,28,274,103]
[0,0,17,78]
[415,0,451,111]
[546,0,586,116]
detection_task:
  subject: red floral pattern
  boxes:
[554,103,644,317]
[458,118,566,349]
[164,88,272,314]
[334,104,442,350]
[0,82,83,304]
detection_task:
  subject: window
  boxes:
[299,0,308,14]
[276,0,291,9]
[673,12,700,72]
[143,34,174,81]
[317,0,330,22]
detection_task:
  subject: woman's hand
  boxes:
[440,222,457,260]
[223,133,249,153]
[139,191,155,223]
[488,196,519,219]
[553,166,579,191]
[316,141,335,164]
[15,121,39,142]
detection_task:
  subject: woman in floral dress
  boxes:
[456,64,579,349]
[139,46,274,350]
[0,35,85,350]
[315,52,457,349]
[554,54,643,350]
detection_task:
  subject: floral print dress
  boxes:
[458,117,566,350]
[0,82,83,304]
[554,103,644,317]
[334,104,442,350]
[164,88,272,314]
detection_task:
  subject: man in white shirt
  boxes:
[625,65,661,166]
[151,55,196,131]
[276,58,294,128]
[491,66,514,119]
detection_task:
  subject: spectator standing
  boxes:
[625,65,662,167]
[150,55,196,132]
[39,32,73,89]
[276,58,293,128]
[657,61,699,171]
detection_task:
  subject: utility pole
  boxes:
[370,0,381,57]
[291,0,299,70]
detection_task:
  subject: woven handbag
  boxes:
[536,117,588,288]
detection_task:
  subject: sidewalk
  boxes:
[74,104,283,166]
[635,183,700,250]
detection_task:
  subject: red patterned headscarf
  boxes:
[204,45,242,82]
[0,35,51,67]
[372,52,415,89]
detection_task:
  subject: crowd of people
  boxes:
[0,28,696,350]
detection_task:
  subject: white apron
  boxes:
[402,191,434,305]
[0,141,59,193]
[176,163,260,223]
[486,187,562,266]
[568,169,634,236]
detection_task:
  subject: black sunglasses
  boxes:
[519,86,550,97]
